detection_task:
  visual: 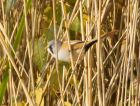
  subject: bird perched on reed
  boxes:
[47,30,118,63]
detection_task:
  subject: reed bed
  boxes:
[0,0,140,106]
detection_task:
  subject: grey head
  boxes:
[48,40,62,55]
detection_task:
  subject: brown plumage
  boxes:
[47,30,118,63]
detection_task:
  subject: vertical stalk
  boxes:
[23,0,35,105]
[97,0,103,105]
[52,0,64,105]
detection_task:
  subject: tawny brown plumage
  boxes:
[47,30,118,63]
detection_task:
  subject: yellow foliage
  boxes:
[64,101,72,106]
[35,88,44,106]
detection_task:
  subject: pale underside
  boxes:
[55,40,86,63]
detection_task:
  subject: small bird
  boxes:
[47,30,117,63]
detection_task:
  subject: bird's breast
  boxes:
[58,49,71,62]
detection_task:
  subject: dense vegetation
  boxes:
[0,0,140,106]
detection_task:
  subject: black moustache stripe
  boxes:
[49,46,53,54]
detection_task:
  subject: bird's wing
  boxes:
[71,41,84,50]
[63,40,84,50]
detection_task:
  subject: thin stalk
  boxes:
[23,0,35,104]
[97,0,103,105]
[52,0,64,105]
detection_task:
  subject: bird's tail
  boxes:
[85,30,118,51]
